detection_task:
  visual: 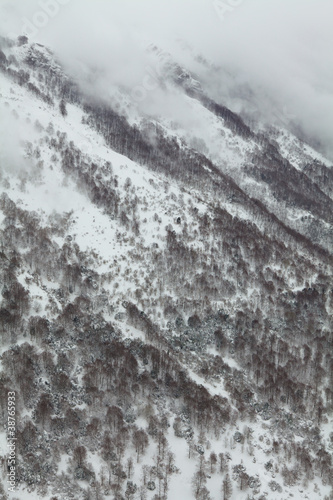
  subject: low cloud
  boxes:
[0,105,26,174]
[0,0,332,160]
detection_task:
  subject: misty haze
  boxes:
[0,1,332,499]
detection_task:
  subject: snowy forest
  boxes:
[0,1,332,499]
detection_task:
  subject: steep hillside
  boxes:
[0,36,332,500]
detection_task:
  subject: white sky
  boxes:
[1,0,333,160]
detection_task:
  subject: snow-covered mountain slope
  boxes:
[0,36,332,500]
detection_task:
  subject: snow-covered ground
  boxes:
[0,39,332,500]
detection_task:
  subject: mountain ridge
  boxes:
[0,35,332,500]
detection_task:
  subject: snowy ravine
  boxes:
[0,35,332,500]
